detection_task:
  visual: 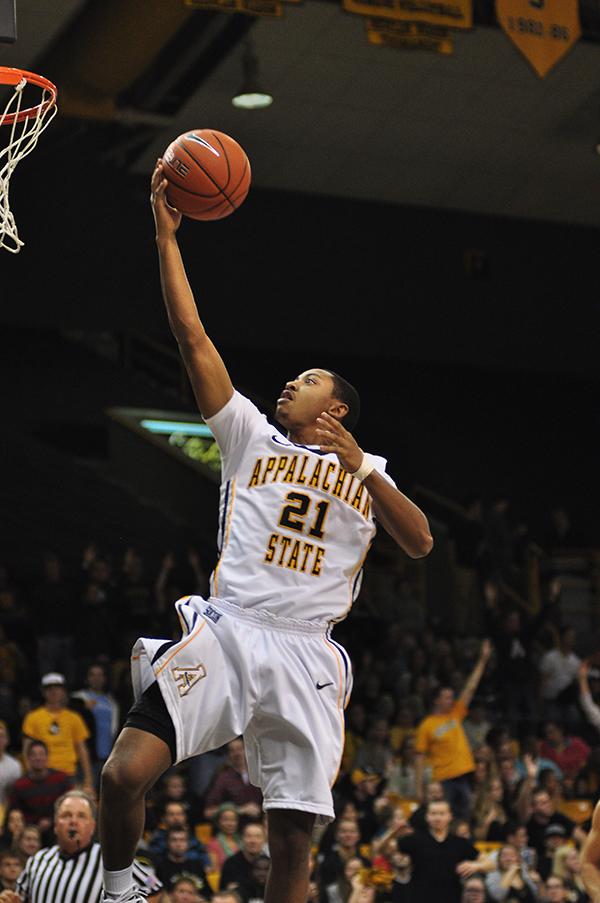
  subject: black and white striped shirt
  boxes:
[16,843,161,903]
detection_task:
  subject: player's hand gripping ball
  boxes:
[162,129,251,221]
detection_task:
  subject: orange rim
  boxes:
[0,67,57,125]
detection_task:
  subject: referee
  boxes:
[0,791,161,903]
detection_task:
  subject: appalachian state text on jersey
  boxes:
[206,391,395,623]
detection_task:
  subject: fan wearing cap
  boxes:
[21,673,94,796]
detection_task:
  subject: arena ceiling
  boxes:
[2,0,600,227]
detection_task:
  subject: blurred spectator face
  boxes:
[532,791,553,819]
[546,878,567,902]
[565,848,580,873]
[368,719,389,744]
[90,558,111,584]
[27,742,49,773]
[462,878,486,902]
[172,879,202,903]
[86,665,106,692]
[54,796,96,855]
[411,648,427,672]
[453,820,471,839]
[426,782,444,803]
[561,627,575,652]
[426,801,452,833]
[167,828,190,859]
[540,769,560,796]
[217,807,239,835]
[544,723,564,746]
[396,706,414,728]
[490,778,504,802]
[6,809,25,838]
[164,802,187,828]
[474,759,489,784]
[0,723,8,753]
[251,855,271,887]
[545,827,567,852]
[499,758,516,784]
[433,688,455,714]
[43,684,67,707]
[227,738,246,771]
[498,845,519,871]
[343,857,363,881]
[336,820,360,850]
[242,824,266,856]
[339,801,359,821]
[506,826,528,849]
[376,694,395,720]
[18,827,42,857]
[391,851,411,872]
[165,774,186,800]
[0,854,22,887]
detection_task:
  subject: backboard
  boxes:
[0,0,16,44]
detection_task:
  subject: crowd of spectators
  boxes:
[0,497,597,902]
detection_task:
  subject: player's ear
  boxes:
[328,401,349,422]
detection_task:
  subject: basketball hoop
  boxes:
[0,67,57,253]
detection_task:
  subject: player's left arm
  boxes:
[316,412,433,558]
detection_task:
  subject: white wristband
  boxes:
[351,453,375,483]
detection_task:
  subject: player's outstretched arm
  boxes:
[581,802,600,901]
[151,159,233,419]
[315,411,433,558]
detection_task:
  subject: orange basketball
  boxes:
[163,129,251,221]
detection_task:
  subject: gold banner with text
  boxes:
[367,17,454,52]
[344,0,471,28]
[495,0,581,78]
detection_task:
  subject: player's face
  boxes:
[275,369,341,431]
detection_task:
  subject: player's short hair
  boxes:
[327,371,360,432]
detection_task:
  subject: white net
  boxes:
[0,75,57,253]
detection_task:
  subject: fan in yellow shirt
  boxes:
[415,640,492,819]
[21,672,94,794]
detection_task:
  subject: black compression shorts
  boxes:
[124,680,176,764]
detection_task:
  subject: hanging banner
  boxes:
[495,0,581,78]
[367,17,454,52]
[343,0,471,28]
[185,0,282,16]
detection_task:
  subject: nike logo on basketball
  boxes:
[187,135,220,157]
[316,681,334,690]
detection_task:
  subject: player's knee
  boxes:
[100,754,149,801]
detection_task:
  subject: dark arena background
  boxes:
[1,1,600,901]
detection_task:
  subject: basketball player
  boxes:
[98,160,433,903]
[581,800,600,900]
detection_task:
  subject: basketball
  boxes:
[162,129,251,221]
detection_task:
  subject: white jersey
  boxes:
[205,390,394,623]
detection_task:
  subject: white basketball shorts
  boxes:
[131,595,353,823]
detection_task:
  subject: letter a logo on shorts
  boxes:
[171,663,207,697]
